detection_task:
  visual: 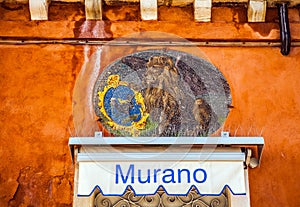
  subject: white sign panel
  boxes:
[77,161,246,196]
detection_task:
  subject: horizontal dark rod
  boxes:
[0,39,300,47]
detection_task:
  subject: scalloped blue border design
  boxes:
[77,184,246,197]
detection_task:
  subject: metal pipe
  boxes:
[1,39,300,47]
[277,2,291,56]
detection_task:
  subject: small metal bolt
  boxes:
[249,158,259,168]
[221,131,230,138]
[95,131,103,138]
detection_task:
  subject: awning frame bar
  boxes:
[69,134,264,166]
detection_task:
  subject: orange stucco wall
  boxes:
[0,3,300,207]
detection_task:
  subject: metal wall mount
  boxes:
[69,132,264,168]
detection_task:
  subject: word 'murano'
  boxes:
[115,164,207,184]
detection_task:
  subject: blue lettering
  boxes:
[138,169,151,184]
[162,169,176,183]
[154,169,161,183]
[115,164,207,185]
[116,164,134,184]
[193,168,207,183]
[178,169,191,183]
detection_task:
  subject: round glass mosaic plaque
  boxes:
[93,49,231,137]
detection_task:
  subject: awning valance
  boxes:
[69,135,264,197]
[77,159,246,196]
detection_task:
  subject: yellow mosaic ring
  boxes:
[97,75,149,136]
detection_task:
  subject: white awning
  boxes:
[77,151,246,196]
[69,136,264,197]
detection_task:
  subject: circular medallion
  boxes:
[94,49,231,137]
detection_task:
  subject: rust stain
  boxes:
[232,7,247,23]
[248,23,278,37]
[103,5,140,21]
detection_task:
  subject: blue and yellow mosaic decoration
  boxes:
[94,50,232,137]
[98,75,149,136]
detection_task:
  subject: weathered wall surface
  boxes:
[204,47,300,207]
[0,44,81,207]
[0,3,299,207]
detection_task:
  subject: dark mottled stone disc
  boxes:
[93,49,231,137]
